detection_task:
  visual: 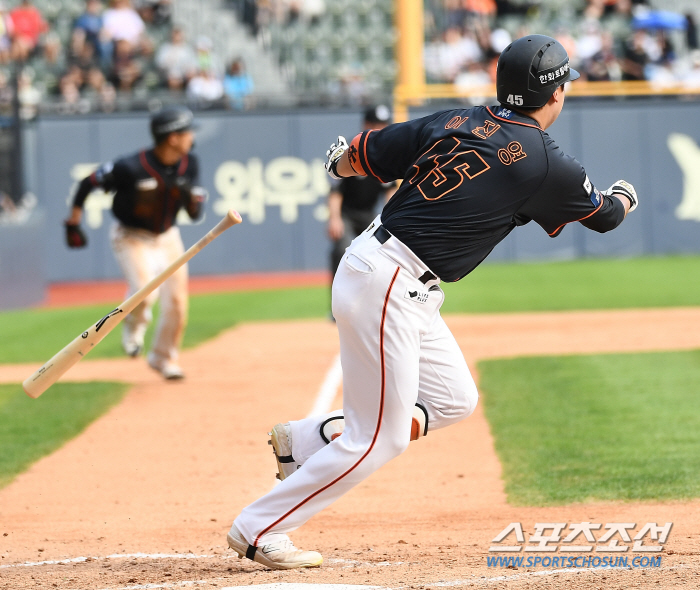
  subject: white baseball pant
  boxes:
[110,222,188,365]
[234,216,478,547]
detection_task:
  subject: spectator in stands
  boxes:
[287,0,325,26]
[687,14,698,51]
[155,26,197,90]
[59,65,84,103]
[424,26,482,83]
[576,19,603,65]
[134,0,171,27]
[109,37,143,91]
[33,31,65,95]
[195,35,223,77]
[102,0,151,56]
[581,30,621,81]
[187,66,224,104]
[84,64,116,106]
[682,50,700,89]
[10,0,48,62]
[17,68,40,119]
[71,34,100,73]
[223,57,253,109]
[0,68,12,115]
[0,2,14,64]
[73,0,107,57]
[621,29,649,80]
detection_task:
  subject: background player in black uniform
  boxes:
[226,35,638,570]
[327,105,397,278]
[65,106,206,380]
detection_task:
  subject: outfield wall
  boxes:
[13,99,700,285]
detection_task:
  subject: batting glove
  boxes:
[325,136,349,180]
[604,180,638,213]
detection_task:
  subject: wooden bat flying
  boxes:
[23,209,242,398]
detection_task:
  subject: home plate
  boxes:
[221,585,383,590]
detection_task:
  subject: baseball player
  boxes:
[64,106,206,380]
[226,35,638,569]
[328,105,397,279]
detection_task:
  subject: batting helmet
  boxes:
[496,35,580,109]
[150,107,196,144]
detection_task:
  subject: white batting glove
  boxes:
[604,180,638,213]
[325,135,349,180]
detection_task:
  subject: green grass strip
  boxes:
[0,287,329,364]
[478,351,700,505]
[3,255,700,364]
[0,382,128,488]
[441,255,700,313]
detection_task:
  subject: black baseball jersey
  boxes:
[72,149,203,234]
[348,105,625,282]
[335,176,394,215]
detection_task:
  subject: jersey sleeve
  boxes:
[71,160,125,208]
[188,154,200,185]
[347,112,445,183]
[516,139,625,237]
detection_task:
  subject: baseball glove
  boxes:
[65,222,87,248]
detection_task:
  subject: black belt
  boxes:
[372,225,437,285]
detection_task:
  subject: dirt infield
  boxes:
[1,309,700,589]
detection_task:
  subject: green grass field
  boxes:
[2,255,700,498]
[3,255,700,364]
[479,351,700,505]
[0,382,127,488]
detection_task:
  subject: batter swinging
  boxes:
[227,35,638,569]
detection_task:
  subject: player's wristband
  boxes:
[327,157,343,180]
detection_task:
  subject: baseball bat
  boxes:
[23,209,243,399]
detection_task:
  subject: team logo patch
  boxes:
[582,175,592,196]
[137,178,158,190]
[496,108,512,119]
[405,287,429,304]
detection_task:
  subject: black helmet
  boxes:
[496,34,580,109]
[150,107,196,143]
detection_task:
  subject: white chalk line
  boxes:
[306,353,343,418]
[91,564,690,590]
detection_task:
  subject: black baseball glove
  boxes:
[65,222,87,248]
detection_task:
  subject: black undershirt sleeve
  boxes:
[71,161,123,209]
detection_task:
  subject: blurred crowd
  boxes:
[0,0,254,117]
[1,0,700,117]
[422,0,700,93]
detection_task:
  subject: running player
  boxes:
[65,107,206,379]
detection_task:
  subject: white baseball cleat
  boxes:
[147,354,185,380]
[268,422,299,480]
[227,525,323,570]
[121,328,144,358]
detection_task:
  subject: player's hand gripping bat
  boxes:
[23,209,243,399]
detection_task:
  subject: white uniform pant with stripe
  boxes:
[110,222,188,365]
[234,217,479,547]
